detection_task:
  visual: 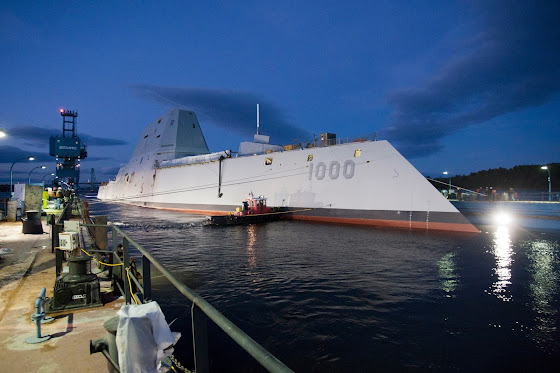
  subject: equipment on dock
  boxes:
[25,288,52,344]
[48,255,102,312]
[49,109,87,190]
[58,231,79,250]
[22,210,44,234]
[48,226,102,312]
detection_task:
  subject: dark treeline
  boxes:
[431,163,558,191]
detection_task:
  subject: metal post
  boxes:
[26,288,51,344]
[142,255,151,302]
[54,221,63,277]
[547,169,551,201]
[192,303,209,373]
[55,247,64,278]
[541,166,552,201]
[111,227,118,291]
[51,215,57,253]
[122,237,131,304]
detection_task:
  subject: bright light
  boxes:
[60,108,64,113]
[0,129,6,138]
[443,171,448,175]
[28,156,35,161]
[41,165,46,169]
[494,212,513,226]
[541,166,548,170]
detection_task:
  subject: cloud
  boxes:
[0,145,51,163]
[4,126,127,146]
[131,85,311,142]
[79,135,127,146]
[381,0,560,158]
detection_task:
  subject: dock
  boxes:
[0,220,124,372]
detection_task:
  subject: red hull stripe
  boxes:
[140,205,479,233]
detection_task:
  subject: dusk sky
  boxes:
[1,0,559,185]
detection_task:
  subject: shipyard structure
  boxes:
[98,108,478,233]
[49,110,87,189]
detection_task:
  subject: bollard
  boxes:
[25,288,51,344]
[90,316,120,372]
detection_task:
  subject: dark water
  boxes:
[86,199,560,372]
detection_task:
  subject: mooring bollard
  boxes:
[25,287,52,344]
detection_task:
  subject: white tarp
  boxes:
[116,301,180,373]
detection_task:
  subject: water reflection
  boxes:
[526,239,559,349]
[438,252,459,297]
[246,225,257,269]
[489,226,514,301]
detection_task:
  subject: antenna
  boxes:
[256,104,260,135]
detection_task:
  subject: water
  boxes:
[86,199,560,372]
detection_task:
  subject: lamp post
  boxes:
[9,156,34,199]
[28,166,47,184]
[42,173,55,183]
[443,171,451,197]
[541,166,551,201]
[44,176,56,187]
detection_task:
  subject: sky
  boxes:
[1,0,559,185]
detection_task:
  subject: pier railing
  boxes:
[54,198,293,373]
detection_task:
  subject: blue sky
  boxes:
[1,0,558,185]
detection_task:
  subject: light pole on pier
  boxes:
[28,166,47,184]
[42,173,55,183]
[443,171,451,197]
[9,156,34,199]
[541,166,551,201]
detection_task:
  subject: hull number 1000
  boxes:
[308,160,355,180]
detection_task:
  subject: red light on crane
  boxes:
[60,109,64,113]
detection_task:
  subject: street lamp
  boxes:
[44,176,56,186]
[28,166,47,184]
[541,166,551,201]
[443,171,451,197]
[9,156,34,199]
[42,172,55,182]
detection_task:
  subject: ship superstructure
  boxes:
[98,108,478,233]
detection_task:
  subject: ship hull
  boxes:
[99,138,478,233]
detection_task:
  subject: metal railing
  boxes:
[54,197,294,373]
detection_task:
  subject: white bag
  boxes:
[116,301,181,373]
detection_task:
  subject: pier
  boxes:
[0,220,123,372]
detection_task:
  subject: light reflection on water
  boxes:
[85,199,560,372]
[526,239,559,351]
[438,252,459,297]
[489,225,514,301]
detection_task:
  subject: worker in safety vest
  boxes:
[42,189,49,210]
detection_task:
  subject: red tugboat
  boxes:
[206,193,286,225]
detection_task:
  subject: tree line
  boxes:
[431,163,558,191]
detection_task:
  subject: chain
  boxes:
[169,354,193,373]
